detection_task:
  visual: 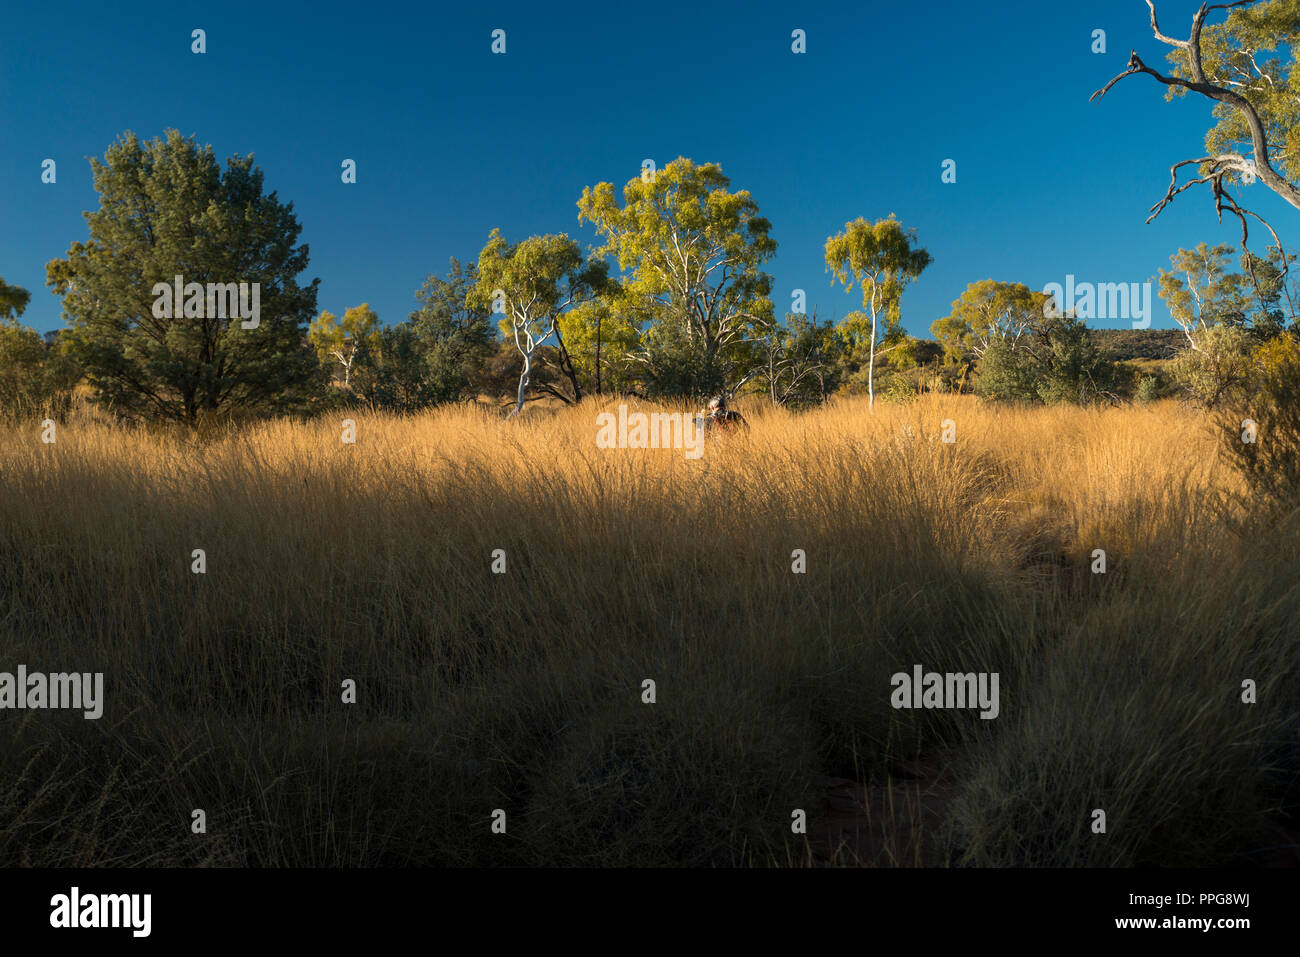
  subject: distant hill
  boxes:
[906,328,1185,364]
[1090,328,1186,361]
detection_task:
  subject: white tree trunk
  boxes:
[868,309,877,411]
[512,349,533,418]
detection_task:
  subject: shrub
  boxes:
[0,322,80,420]
[1221,333,1300,511]
[974,338,1040,402]
[974,315,1113,405]
[1169,324,1252,408]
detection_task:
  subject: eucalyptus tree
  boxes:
[470,229,606,416]
[578,157,776,398]
[825,215,932,409]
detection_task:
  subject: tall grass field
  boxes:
[0,394,1296,866]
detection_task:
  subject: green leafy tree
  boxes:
[0,277,32,320]
[974,337,1041,403]
[407,258,495,401]
[1165,0,1300,204]
[0,321,48,411]
[1034,314,1117,404]
[975,312,1114,405]
[469,229,605,416]
[758,309,842,408]
[554,294,643,397]
[309,303,380,389]
[351,325,443,412]
[1157,244,1249,345]
[1236,245,1297,335]
[46,130,320,427]
[0,285,80,419]
[932,280,1050,364]
[1169,324,1254,407]
[1157,244,1258,406]
[931,314,975,367]
[825,215,932,409]
[634,312,716,399]
[578,157,776,399]
[1223,331,1300,511]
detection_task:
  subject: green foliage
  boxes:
[1156,243,1295,407]
[309,303,380,388]
[1238,246,1297,336]
[471,230,592,329]
[1158,244,1250,335]
[350,325,448,411]
[406,258,495,399]
[554,294,643,396]
[825,215,931,406]
[0,277,32,321]
[470,229,605,411]
[344,260,496,411]
[938,279,1113,404]
[824,216,932,323]
[1157,242,1297,338]
[46,130,320,427]
[636,315,726,399]
[1136,374,1161,404]
[1035,315,1116,404]
[931,314,974,367]
[1221,333,1300,510]
[891,336,943,370]
[1168,324,1253,408]
[0,323,80,420]
[579,157,775,398]
[873,366,923,402]
[1166,0,1300,186]
[0,278,77,419]
[933,280,1049,365]
[975,314,1115,405]
[758,310,842,408]
[974,338,1041,402]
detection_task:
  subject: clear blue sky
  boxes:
[3,0,1294,336]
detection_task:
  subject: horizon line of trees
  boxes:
[3,130,1300,428]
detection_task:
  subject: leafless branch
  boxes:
[1091,1,1300,212]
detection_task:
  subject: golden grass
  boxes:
[0,394,1294,866]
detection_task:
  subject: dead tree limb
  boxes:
[1092,1,1299,307]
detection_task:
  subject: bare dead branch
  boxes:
[1091,1,1300,212]
[1145,0,1189,49]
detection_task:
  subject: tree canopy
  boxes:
[470,229,606,415]
[46,129,320,427]
[825,215,931,408]
[0,278,31,321]
[578,157,776,398]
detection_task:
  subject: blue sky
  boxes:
[3,0,1295,336]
